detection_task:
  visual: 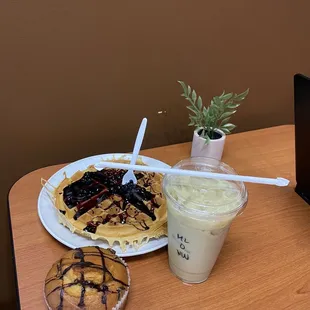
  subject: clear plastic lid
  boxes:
[163,157,248,218]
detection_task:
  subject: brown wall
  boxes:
[1,0,309,304]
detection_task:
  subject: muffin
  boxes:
[44,246,130,310]
[53,160,167,251]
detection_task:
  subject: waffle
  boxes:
[54,161,167,250]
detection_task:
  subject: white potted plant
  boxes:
[178,81,249,160]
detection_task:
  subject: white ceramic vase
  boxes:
[191,128,226,160]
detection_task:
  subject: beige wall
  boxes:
[1,0,310,304]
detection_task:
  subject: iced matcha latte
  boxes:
[163,158,248,283]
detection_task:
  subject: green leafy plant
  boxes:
[178,81,249,144]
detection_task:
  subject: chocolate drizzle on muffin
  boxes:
[44,247,130,310]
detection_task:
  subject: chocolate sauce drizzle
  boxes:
[45,247,128,310]
[62,169,161,233]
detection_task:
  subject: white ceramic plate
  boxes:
[38,153,170,257]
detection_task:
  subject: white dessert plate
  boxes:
[38,153,170,257]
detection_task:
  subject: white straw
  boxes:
[94,162,290,187]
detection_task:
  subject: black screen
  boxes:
[1,194,21,309]
[294,73,310,204]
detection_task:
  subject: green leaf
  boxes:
[178,81,188,95]
[220,117,231,126]
[189,115,197,124]
[221,92,233,100]
[204,135,210,144]
[202,106,208,117]
[191,90,197,103]
[227,103,240,109]
[208,107,214,118]
[220,127,231,134]
[221,123,236,131]
[219,90,225,97]
[210,102,220,109]
[199,130,210,143]
[213,96,223,108]
[220,110,236,120]
[185,97,196,106]
[234,88,249,101]
[197,96,203,110]
[186,105,199,115]
[240,88,250,97]
[187,85,191,96]
[234,97,246,102]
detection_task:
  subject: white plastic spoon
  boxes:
[121,118,147,185]
[95,162,290,187]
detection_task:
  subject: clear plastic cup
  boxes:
[163,157,248,283]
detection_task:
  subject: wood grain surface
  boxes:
[8,125,310,310]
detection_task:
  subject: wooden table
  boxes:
[9,125,310,310]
